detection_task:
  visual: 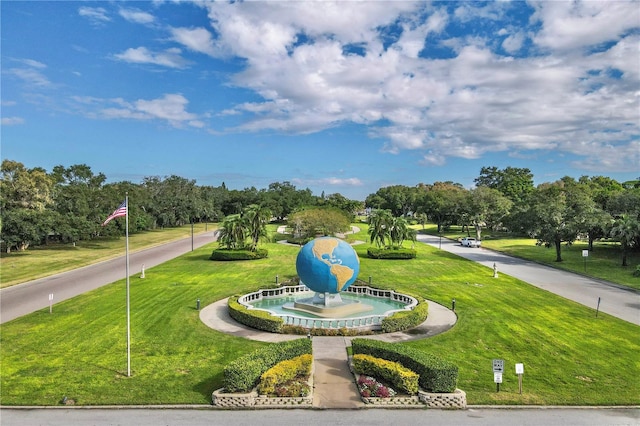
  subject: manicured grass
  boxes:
[0,223,215,288]
[1,224,638,406]
[420,225,640,291]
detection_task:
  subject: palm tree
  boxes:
[368,209,392,248]
[244,204,271,251]
[610,214,640,266]
[388,216,416,248]
[218,213,247,250]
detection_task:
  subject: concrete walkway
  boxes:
[199,298,457,407]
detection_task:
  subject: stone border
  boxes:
[349,357,466,409]
[418,389,467,409]
[211,364,314,408]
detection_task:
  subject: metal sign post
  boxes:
[49,293,54,314]
[492,359,504,392]
[582,249,589,272]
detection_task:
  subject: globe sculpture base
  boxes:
[283,292,374,318]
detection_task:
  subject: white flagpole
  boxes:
[125,193,131,377]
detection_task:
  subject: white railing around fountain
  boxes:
[236,284,418,331]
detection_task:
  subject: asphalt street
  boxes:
[1,407,638,426]
[0,231,218,324]
[416,234,640,326]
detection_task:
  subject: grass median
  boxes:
[0,224,638,406]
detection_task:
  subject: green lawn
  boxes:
[0,223,215,288]
[1,224,638,406]
[420,225,640,291]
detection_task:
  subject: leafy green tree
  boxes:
[51,164,107,240]
[320,193,363,218]
[1,160,54,211]
[365,185,417,217]
[475,166,534,205]
[610,215,640,266]
[263,181,314,221]
[464,186,512,240]
[143,175,201,227]
[415,182,466,233]
[523,180,590,262]
[287,207,351,240]
[2,209,53,252]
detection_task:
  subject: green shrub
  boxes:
[223,338,312,392]
[380,298,429,333]
[351,338,458,393]
[353,354,419,395]
[367,247,416,259]
[257,354,313,395]
[227,295,284,333]
[633,265,640,277]
[210,248,268,261]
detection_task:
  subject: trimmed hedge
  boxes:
[367,247,416,259]
[351,338,458,393]
[258,354,313,395]
[380,297,429,333]
[210,248,268,261]
[228,295,284,333]
[353,354,419,395]
[223,338,312,392]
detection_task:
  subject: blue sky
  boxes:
[2,1,638,200]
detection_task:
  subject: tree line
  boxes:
[1,160,639,265]
[0,159,362,253]
[365,167,640,265]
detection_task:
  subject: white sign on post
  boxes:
[515,363,524,394]
[582,250,589,257]
[493,372,503,383]
[49,293,54,314]
[492,359,504,373]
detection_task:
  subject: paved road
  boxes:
[416,234,640,326]
[0,231,218,324]
[1,407,638,426]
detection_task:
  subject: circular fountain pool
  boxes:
[237,283,418,331]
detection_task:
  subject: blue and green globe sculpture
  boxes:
[295,236,360,294]
[290,236,370,317]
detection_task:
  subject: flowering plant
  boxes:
[357,375,397,398]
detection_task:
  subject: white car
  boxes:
[461,237,481,247]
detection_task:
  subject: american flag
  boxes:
[102,200,127,226]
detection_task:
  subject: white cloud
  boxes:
[170,27,218,56]
[531,1,640,51]
[5,67,51,87]
[502,32,525,54]
[119,8,155,24]
[88,94,203,128]
[17,58,46,69]
[1,117,25,126]
[292,177,364,187]
[113,47,189,68]
[78,6,111,24]
[190,1,638,174]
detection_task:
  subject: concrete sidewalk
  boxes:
[200,298,457,407]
